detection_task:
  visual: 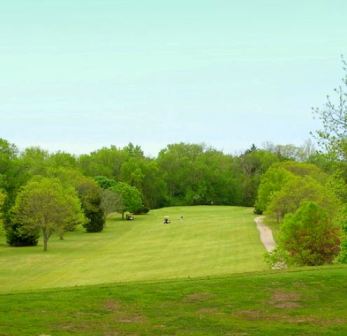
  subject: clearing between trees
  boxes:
[0,206,266,292]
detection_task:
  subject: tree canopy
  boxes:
[11,177,85,251]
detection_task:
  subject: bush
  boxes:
[83,207,105,232]
[77,178,105,233]
[5,221,39,246]
[4,206,39,246]
[133,206,150,215]
[280,202,341,266]
[264,248,288,269]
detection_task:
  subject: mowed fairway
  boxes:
[0,206,266,292]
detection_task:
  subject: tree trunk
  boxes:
[43,237,48,251]
[42,229,48,252]
[122,211,125,220]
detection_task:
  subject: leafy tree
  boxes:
[0,139,38,246]
[266,175,339,223]
[48,151,77,169]
[157,143,205,204]
[78,146,128,179]
[157,143,240,206]
[47,167,106,233]
[280,202,341,265]
[236,147,280,206]
[111,182,143,219]
[94,176,117,189]
[255,166,294,214]
[77,178,105,232]
[139,159,168,209]
[255,161,330,214]
[11,177,85,251]
[18,147,50,177]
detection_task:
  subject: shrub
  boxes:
[280,202,341,266]
[83,207,105,232]
[133,206,150,215]
[5,219,39,246]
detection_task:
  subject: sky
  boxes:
[0,0,347,156]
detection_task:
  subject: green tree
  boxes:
[48,167,106,233]
[280,202,341,266]
[266,175,339,223]
[111,182,143,219]
[78,146,128,179]
[77,178,105,232]
[0,139,38,246]
[157,143,241,206]
[11,177,85,251]
[255,161,330,214]
[94,176,117,189]
[255,166,294,214]
[48,151,77,169]
[236,147,280,206]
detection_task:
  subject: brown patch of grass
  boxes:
[104,299,122,312]
[117,314,145,324]
[183,292,213,303]
[269,290,301,309]
[235,310,345,326]
[235,310,264,321]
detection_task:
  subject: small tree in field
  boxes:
[111,182,143,219]
[280,202,341,266]
[11,177,85,251]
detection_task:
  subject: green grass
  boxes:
[0,206,267,292]
[0,266,346,335]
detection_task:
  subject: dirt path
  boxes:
[255,216,276,252]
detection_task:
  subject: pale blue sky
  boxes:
[0,0,346,155]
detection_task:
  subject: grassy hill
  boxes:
[0,266,346,335]
[0,206,266,292]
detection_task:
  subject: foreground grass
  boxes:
[0,266,346,336]
[0,206,266,292]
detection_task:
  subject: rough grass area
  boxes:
[0,266,346,336]
[0,206,266,292]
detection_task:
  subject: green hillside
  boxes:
[1,266,346,336]
[0,206,266,292]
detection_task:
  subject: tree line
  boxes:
[0,138,315,250]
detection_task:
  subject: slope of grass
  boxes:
[0,266,346,336]
[0,206,266,292]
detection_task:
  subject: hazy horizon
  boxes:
[1,1,347,155]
